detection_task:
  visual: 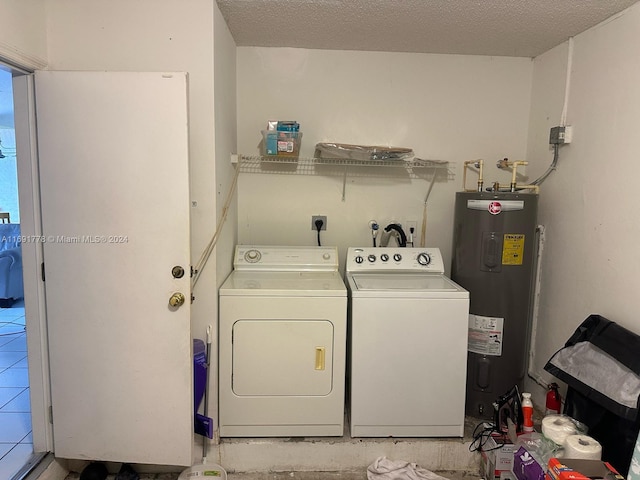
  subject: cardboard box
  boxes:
[545,458,624,480]
[481,434,517,480]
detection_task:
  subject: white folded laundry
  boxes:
[367,456,451,480]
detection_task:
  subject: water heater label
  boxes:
[467,200,525,212]
[468,314,504,356]
[502,234,525,265]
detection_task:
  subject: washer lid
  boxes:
[220,270,347,296]
[348,273,468,297]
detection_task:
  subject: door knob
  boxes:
[169,292,186,308]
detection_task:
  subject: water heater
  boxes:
[451,191,538,418]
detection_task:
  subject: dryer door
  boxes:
[232,320,334,396]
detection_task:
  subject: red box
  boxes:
[546,458,624,480]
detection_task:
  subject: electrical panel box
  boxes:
[549,126,573,144]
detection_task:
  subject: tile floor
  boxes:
[0,299,34,480]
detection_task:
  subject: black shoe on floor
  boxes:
[115,463,140,480]
[79,462,108,480]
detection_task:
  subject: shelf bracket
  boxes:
[342,165,348,201]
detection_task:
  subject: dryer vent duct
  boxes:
[451,191,538,418]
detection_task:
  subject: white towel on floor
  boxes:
[367,457,451,480]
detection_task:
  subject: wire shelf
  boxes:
[234,155,454,180]
[232,154,455,201]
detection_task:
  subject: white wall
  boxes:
[0,1,47,69]
[212,0,238,447]
[214,4,238,288]
[236,48,534,272]
[525,3,640,405]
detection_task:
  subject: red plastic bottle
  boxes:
[545,383,562,415]
[522,392,534,432]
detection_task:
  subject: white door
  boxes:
[34,71,192,465]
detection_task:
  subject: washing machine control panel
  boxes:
[234,245,339,271]
[347,247,444,273]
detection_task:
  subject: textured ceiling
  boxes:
[216,0,639,57]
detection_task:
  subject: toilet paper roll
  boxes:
[564,435,602,460]
[542,415,581,445]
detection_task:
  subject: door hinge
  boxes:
[48,405,53,424]
[41,262,45,281]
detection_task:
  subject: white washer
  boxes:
[346,247,469,437]
[219,245,347,437]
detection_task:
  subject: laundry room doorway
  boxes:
[0,64,44,480]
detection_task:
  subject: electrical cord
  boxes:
[192,163,240,288]
[315,218,324,246]
[469,421,504,453]
[531,143,560,186]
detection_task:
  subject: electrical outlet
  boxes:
[311,215,327,231]
[405,221,417,234]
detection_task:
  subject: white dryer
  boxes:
[218,245,347,437]
[346,247,469,437]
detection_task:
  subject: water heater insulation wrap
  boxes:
[451,191,538,418]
